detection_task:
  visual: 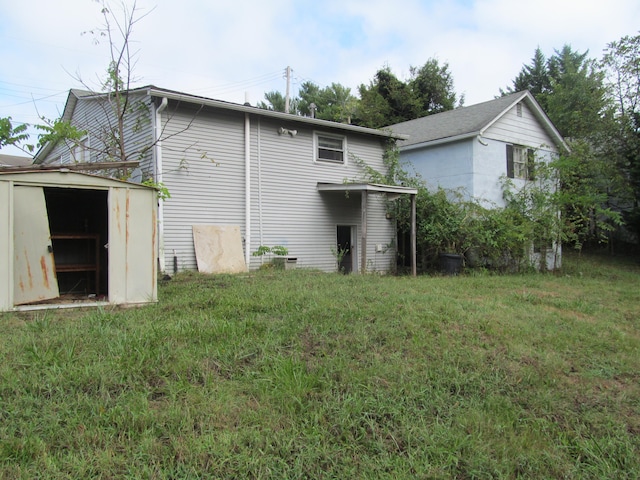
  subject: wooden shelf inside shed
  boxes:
[51,233,100,294]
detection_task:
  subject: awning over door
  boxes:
[318,183,418,276]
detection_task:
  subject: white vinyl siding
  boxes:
[485,101,557,150]
[40,93,398,274]
[159,106,246,271]
[40,92,154,169]
[249,119,393,272]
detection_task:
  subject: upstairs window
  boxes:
[506,144,535,180]
[315,133,346,164]
[70,136,89,163]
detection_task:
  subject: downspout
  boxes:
[154,97,168,272]
[245,113,251,267]
[257,118,263,248]
[360,191,368,274]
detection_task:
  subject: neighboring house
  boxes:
[390,90,568,207]
[390,90,569,269]
[35,87,417,275]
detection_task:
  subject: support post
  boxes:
[361,191,368,274]
[410,193,417,277]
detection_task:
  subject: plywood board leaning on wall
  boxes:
[192,225,247,274]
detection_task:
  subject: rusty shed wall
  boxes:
[0,171,157,311]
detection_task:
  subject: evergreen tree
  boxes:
[506,45,608,140]
[507,47,551,109]
[356,60,459,128]
[601,33,640,243]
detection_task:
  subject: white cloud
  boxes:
[1,0,639,155]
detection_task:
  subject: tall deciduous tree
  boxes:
[70,0,154,164]
[0,117,30,152]
[298,81,358,123]
[1,1,151,163]
[410,58,461,115]
[258,81,358,124]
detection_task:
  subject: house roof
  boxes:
[34,85,405,163]
[144,86,406,140]
[390,90,568,152]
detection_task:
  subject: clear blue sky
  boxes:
[1,0,639,156]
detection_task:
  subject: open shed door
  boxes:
[13,186,59,305]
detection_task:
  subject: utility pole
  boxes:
[284,66,291,114]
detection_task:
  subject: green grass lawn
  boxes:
[1,252,639,479]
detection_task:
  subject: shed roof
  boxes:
[0,154,33,167]
[390,91,568,151]
[0,169,155,190]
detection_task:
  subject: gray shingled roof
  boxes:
[390,91,531,147]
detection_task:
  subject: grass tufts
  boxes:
[1,251,639,477]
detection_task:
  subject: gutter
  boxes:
[399,131,480,152]
[146,87,406,141]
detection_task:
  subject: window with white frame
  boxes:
[506,144,535,180]
[315,133,346,164]
[70,136,89,163]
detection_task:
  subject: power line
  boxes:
[192,71,285,97]
[0,91,68,109]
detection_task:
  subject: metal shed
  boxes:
[0,169,157,311]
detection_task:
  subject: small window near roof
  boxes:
[516,103,523,117]
[315,133,346,164]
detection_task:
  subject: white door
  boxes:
[13,186,59,305]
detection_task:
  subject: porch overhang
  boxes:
[317,182,418,276]
[317,182,418,197]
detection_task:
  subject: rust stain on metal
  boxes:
[24,248,33,289]
[40,256,50,289]
[115,197,122,234]
[126,191,131,244]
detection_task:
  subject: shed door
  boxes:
[13,186,59,305]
